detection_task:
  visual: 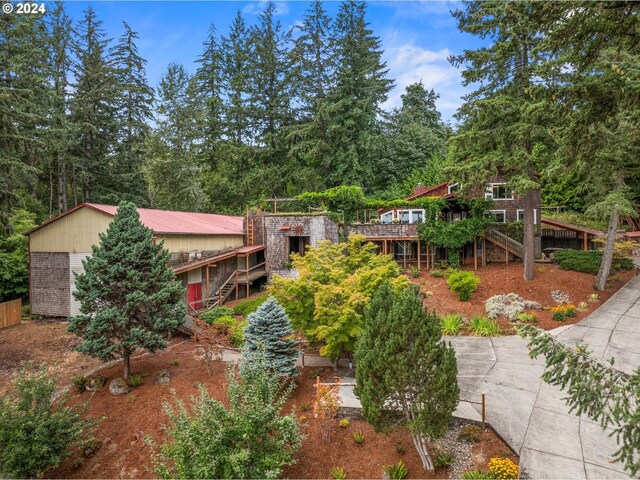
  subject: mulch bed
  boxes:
[413,262,636,332]
[50,341,515,479]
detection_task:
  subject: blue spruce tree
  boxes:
[244,296,298,377]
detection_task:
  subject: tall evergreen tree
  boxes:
[449,0,556,280]
[146,63,204,211]
[110,21,153,206]
[323,0,393,187]
[195,24,225,170]
[354,283,459,472]
[70,7,118,203]
[288,0,335,187]
[243,297,299,377]
[221,10,250,146]
[46,1,73,213]
[378,82,448,194]
[69,202,185,379]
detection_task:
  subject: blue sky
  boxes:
[62,0,481,123]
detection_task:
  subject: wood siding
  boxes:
[0,299,21,329]
[157,234,244,253]
[31,252,70,317]
[29,207,113,253]
[69,253,90,316]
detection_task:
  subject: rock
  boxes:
[109,378,130,395]
[523,300,542,311]
[83,439,102,458]
[155,369,171,385]
[551,290,570,304]
[85,375,106,391]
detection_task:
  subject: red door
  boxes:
[187,283,202,310]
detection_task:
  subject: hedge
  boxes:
[554,249,634,275]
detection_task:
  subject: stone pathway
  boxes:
[338,274,640,479]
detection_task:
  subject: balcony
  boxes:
[344,223,419,239]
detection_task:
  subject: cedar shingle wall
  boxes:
[31,252,70,317]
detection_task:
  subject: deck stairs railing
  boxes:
[484,228,524,259]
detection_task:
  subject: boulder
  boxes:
[83,439,102,458]
[109,378,130,395]
[155,369,171,385]
[85,375,106,392]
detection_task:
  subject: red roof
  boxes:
[27,203,244,236]
[405,182,450,201]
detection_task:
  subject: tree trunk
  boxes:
[523,190,536,281]
[594,207,618,291]
[123,350,131,379]
[57,154,68,213]
[412,433,434,472]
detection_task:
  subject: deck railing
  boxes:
[484,228,524,258]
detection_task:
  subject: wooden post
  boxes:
[474,238,478,271]
[483,238,487,267]
[583,232,588,251]
[235,270,239,300]
[505,241,508,265]
[205,266,210,308]
[245,255,249,299]
[481,392,486,432]
[417,238,421,271]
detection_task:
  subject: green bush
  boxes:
[554,249,634,275]
[148,350,302,479]
[384,460,408,480]
[470,316,500,337]
[233,295,268,316]
[330,466,347,479]
[210,316,238,335]
[72,374,88,393]
[128,374,143,388]
[409,265,420,278]
[434,448,455,468]
[200,306,235,325]
[0,365,98,478]
[447,271,481,301]
[517,312,537,323]
[441,314,463,336]
[230,320,247,348]
[461,468,497,479]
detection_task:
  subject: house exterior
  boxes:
[27,203,266,318]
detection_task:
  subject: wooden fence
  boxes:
[0,298,21,329]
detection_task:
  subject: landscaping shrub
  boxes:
[200,306,235,325]
[330,466,347,479]
[485,293,540,321]
[554,249,634,275]
[431,267,458,279]
[395,442,406,455]
[551,304,577,322]
[72,374,88,392]
[211,315,239,335]
[461,468,497,479]
[488,457,519,479]
[384,460,408,480]
[409,265,420,278]
[352,430,365,446]
[441,314,463,336]
[149,350,302,479]
[447,271,480,301]
[128,374,143,388]
[470,316,500,337]
[434,448,455,468]
[339,419,350,428]
[233,295,268,316]
[458,424,482,443]
[517,312,537,323]
[230,320,247,348]
[0,365,97,479]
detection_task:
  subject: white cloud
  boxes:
[382,35,466,123]
[242,1,290,16]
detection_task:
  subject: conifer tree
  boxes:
[68,202,185,379]
[110,21,153,206]
[70,7,118,202]
[323,0,393,187]
[244,296,298,377]
[354,283,459,472]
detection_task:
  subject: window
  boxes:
[484,210,506,223]
[485,183,513,200]
[397,209,425,224]
[380,211,394,224]
[448,183,460,194]
[517,209,537,223]
[446,211,467,223]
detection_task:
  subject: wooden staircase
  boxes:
[484,228,524,259]
[181,271,239,334]
[246,218,255,246]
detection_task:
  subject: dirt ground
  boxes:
[413,262,637,332]
[0,320,103,396]
[44,341,515,480]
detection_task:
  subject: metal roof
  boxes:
[26,203,244,236]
